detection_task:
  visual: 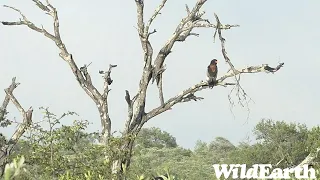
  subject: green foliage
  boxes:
[306,126,320,153]
[0,109,12,128]
[130,147,192,177]
[194,137,236,164]
[2,116,320,180]
[3,156,26,180]
[252,119,310,167]
[0,109,12,149]
[7,108,111,180]
[135,127,178,149]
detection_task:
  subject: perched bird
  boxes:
[207,59,218,88]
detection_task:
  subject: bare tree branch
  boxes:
[124,90,133,132]
[99,64,118,98]
[129,0,240,136]
[185,4,191,14]
[144,0,167,35]
[0,78,20,122]
[151,0,239,106]
[129,0,154,134]
[108,1,167,176]
[1,2,115,144]
[0,78,33,177]
[152,0,208,101]
[32,0,50,12]
[214,13,250,107]
[145,63,284,121]
[124,90,138,133]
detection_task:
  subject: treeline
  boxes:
[1,117,320,180]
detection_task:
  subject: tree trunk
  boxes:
[111,133,136,180]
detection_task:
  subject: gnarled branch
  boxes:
[1,2,114,144]
[151,0,239,106]
[214,13,248,107]
[0,78,33,177]
[146,63,284,121]
[129,0,154,134]
[124,90,138,133]
[144,0,167,35]
[99,64,118,98]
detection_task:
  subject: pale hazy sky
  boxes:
[1,0,319,149]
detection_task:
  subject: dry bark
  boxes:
[0,78,33,177]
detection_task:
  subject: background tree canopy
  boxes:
[2,116,319,179]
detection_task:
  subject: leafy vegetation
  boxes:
[1,108,319,180]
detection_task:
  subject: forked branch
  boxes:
[1,1,116,143]
[144,0,167,35]
[146,63,284,121]
[131,0,273,131]
[151,0,239,106]
[0,78,33,176]
[214,13,249,106]
[128,0,155,134]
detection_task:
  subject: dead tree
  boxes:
[0,78,33,177]
[1,0,284,179]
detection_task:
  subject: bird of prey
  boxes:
[207,59,218,88]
